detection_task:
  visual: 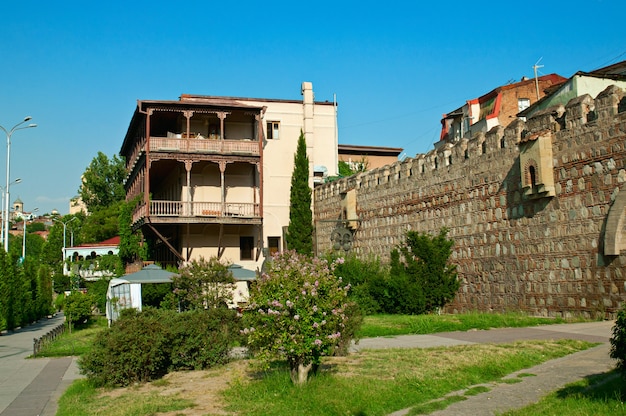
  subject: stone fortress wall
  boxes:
[314,85,626,318]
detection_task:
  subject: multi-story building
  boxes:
[438,74,566,146]
[338,144,404,170]
[119,82,338,279]
[518,60,626,119]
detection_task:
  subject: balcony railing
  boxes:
[132,200,260,224]
[150,137,260,156]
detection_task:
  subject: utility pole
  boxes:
[533,58,544,101]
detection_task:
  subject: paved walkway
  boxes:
[0,314,81,416]
[0,318,617,416]
[350,321,616,416]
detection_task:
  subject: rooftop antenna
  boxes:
[533,57,544,101]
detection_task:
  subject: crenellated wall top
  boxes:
[315,84,625,197]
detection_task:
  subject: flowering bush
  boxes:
[243,250,354,384]
[173,257,235,310]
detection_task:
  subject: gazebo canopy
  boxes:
[113,263,178,285]
[106,264,178,324]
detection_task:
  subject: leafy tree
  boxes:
[24,233,45,260]
[285,130,313,256]
[173,257,235,310]
[390,228,459,314]
[244,251,354,385]
[118,197,145,266]
[85,277,112,313]
[78,202,121,243]
[64,291,95,331]
[35,265,54,317]
[78,151,126,212]
[41,215,79,274]
[26,221,46,233]
[142,282,174,308]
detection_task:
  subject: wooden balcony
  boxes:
[150,137,260,156]
[132,200,261,226]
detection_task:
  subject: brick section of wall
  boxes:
[314,86,626,318]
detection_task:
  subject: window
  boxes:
[268,237,281,256]
[518,98,531,112]
[240,236,254,260]
[267,121,280,140]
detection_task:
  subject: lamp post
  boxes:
[0,177,21,247]
[1,116,37,252]
[53,216,77,270]
[22,207,38,260]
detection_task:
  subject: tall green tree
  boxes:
[41,214,81,274]
[74,152,127,244]
[0,251,24,330]
[78,152,126,212]
[118,197,144,266]
[78,202,121,243]
[285,131,313,256]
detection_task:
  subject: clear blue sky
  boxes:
[1,0,624,215]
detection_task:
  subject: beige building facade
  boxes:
[119,82,337,280]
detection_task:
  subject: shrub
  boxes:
[173,257,235,310]
[324,252,387,315]
[610,304,626,377]
[79,308,240,387]
[390,228,459,314]
[244,251,357,384]
[80,308,173,386]
[169,308,240,370]
[84,278,110,313]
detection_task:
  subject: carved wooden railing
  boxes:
[132,200,260,223]
[150,137,260,156]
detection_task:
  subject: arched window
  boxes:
[529,165,537,192]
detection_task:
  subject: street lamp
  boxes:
[53,216,77,267]
[0,177,21,247]
[22,207,38,260]
[0,116,37,252]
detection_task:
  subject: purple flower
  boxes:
[294,314,300,321]
[314,339,322,346]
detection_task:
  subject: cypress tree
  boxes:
[286,130,313,256]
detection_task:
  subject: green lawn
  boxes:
[220,340,598,415]
[356,311,578,338]
[503,371,625,415]
[43,312,616,416]
[34,316,107,357]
